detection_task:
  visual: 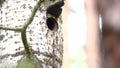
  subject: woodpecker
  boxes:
[46,1,64,34]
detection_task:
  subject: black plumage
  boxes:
[46,1,64,18]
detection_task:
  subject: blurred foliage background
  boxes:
[63,0,87,68]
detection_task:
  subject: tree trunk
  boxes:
[0,0,63,68]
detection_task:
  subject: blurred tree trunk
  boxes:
[0,0,63,68]
[85,0,101,68]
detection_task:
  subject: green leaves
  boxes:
[16,56,43,68]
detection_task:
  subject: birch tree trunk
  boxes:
[0,0,63,68]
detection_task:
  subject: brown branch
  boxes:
[0,27,22,32]
[20,0,44,59]
[0,0,45,59]
[23,0,44,29]
[0,51,25,59]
